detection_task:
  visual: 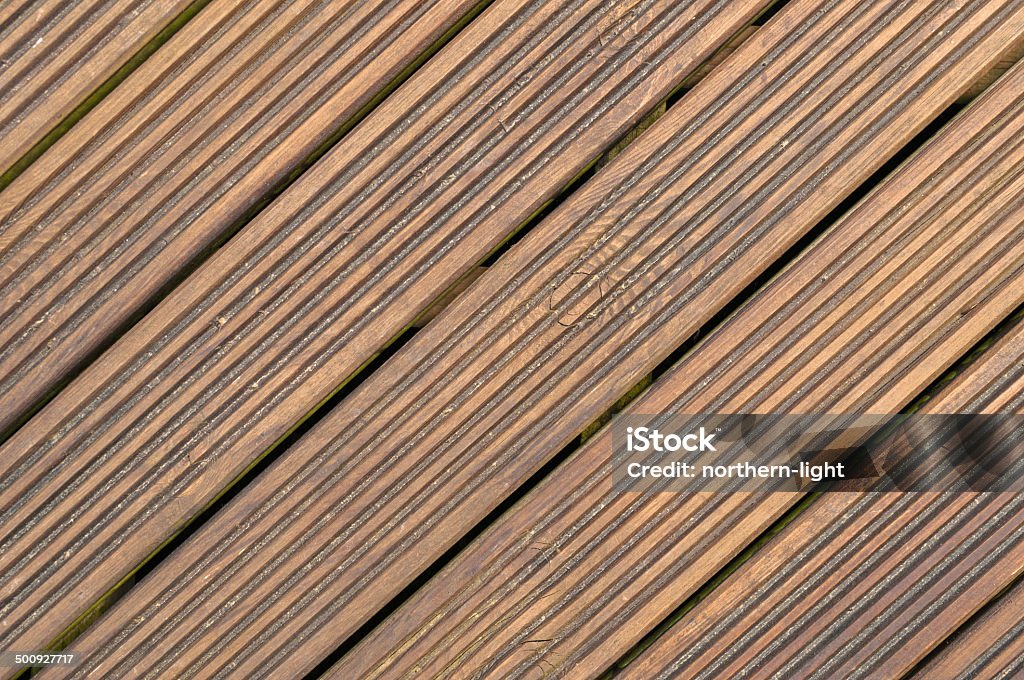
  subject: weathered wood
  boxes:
[0,0,194,174]
[0,0,487,435]
[324,55,1024,678]
[0,0,773,664]
[619,323,1024,680]
[913,575,1024,680]
[57,0,1024,676]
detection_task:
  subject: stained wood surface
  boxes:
[0,0,194,174]
[914,574,1024,680]
[619,322,1024,680]
[0,0,483,435]
[0,0,773,664]
[327,53,1024,679]
[53,0,1024,677]
[617,81,1024,675]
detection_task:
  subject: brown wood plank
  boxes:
[0,0,195,174]
[322,54,1024,678]
[55,0,1024,676]
[0,0,488,436]
[0,0,773,665]
[914,575,1024,680]
[619,324,1024,680]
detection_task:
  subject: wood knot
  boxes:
[549,271,604,326]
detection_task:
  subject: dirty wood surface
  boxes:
[0,0,482,435]
[2,0,1024,678]
[327,49,1024,680]
[56,0,1024,676]
[914,570,1024,680]
[619,323,1024,680]
[0,0,194,173]
[0,0,771,664]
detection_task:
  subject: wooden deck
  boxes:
[1,0,1022,677]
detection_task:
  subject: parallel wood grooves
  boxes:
[52,0,1024,676]
[0,0,773,665]
[619,324,1024,680]
[0,0,196,175]
[0,0,485,436]
[912,574,1024,679]
[321,51,1024,678]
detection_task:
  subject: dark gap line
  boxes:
[479,156,600,267]
[10,1,500,667]
[26,322,423,671]
[751,0,789,25]
[0,0,496,452]
[597,96,1024,680]
[483,0,789,271]
[600,305,1024,679]
[12,332,423,678]
[650,101,963,381]
[299,435,584,680]
[665,0,791,110]
[131,325,420,586]
[599,491,823,677]
[298,17,1024,678]
[0,0,216,192]
[901,566,1024,679]
[903,302,1024,415]
[280,8,805,676]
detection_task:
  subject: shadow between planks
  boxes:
[0,0,494,443]
[41,0,1024,675]
[0,0,780,674]
[328,36,1024,679]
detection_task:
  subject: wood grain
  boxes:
[913,574,1024,680]
[56,0,1024,677]
[0,0,482,435]
[619,323,1024,680]
[0,0,772,665]
[0,0,194,174]
[324,54,1024,678]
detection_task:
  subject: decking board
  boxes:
[913,574,1024,680]
[0,0,195,175]
[619,321,1024,680]
[0,0,773,666]
[0,0,485,436]
[325,54,1024,678]
[51,0,1024,676]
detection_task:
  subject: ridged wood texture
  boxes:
[0,0,773,665]
[914,573,1024,680]
[60,0,1024,677]
[0,0,486,435]
[328,53,1024,678]
[0,0,193,173]
[621,321,1024,680]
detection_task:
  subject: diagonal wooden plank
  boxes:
[0,0,197,175]
[323,54,1024,678]
[57,0,1024,677]
[618,322,1024,680]
[913,574,1024,680]
[0,0,488,437]
[0,0,774,665]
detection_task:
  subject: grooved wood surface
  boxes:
[57,0,1024,677]
[327,53,1024,679]
[620,322,1024,680]
[0,0,482,436]
[0,0,772,665]
[0,0,193,174]
[914,574,1024,680]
